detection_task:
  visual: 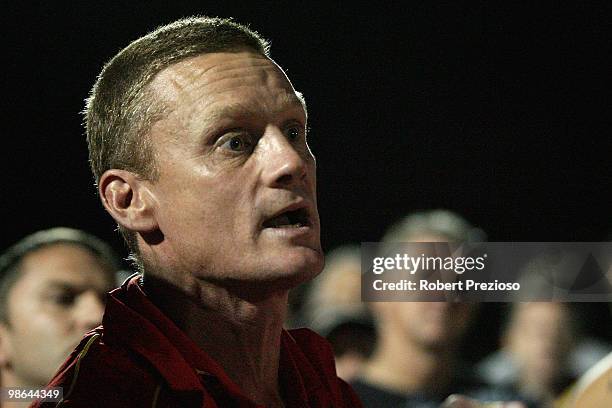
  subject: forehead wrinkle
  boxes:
[150,53,306,140]
[148,59,269,110]
[153,61,289,110]
[203,58,279,80]
[193,63,292,99]
[202,91,306,129]
[151,50,287,98]
[163,52,278,93]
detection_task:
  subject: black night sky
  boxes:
[4,2,612,355]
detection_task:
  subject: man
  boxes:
[0,228,118,406]
[352,210,483,407]
[501,302,575,405]
[32,17,360,407]
[475,254,610,407]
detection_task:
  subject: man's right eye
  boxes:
[219,134,252,152]
[47,291,76,307]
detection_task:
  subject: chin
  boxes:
[203,248,323,300]
[417,336,451,351]
[268,250,324,286]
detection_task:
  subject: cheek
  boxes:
[12,312,72,342]
[160,176,249,226]
[11,298,50,331]
[308,163,318,191]
[394,305,420,329]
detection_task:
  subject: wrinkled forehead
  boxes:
[149,51,305,115]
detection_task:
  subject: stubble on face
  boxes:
[138,51,323,293]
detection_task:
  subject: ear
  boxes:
[99,169,159,233]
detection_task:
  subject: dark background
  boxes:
[3,2,611,360]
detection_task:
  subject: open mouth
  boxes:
[263,207,311,229]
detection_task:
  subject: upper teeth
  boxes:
[267,214,305,228]
[269,214,290,227]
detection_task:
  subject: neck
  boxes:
[517,369,556,404]
[361,325,456,396]
[142,273,288,408]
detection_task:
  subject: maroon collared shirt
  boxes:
[31,275,362,408]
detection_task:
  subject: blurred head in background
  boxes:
[302,245,375,381]
[353,210,483,406]
[0,228,119,388]
[371,210,482,354]
[473,251,611,408]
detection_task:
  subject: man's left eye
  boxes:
[286,126,301,141]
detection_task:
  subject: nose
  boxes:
[73,291,105,332]
[261,126,309,188]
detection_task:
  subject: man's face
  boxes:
[384,301,475,350]
[0,244,114,386]
[505,302,573,383]
[374,291,474,352]
[143,51,322,290]
[379,233,475,349]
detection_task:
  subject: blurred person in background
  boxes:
[0,228,118,404]
[475,253,612,408]
[302,245,376,382]
[559,351,612,407]
[352,209,485,407]
[473,302,576,408]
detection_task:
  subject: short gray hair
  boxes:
[383,209,486,243]
[84,16,270,264]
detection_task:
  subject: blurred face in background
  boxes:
[0,244,114,387]
[380,301,475,350]
[376,233,476,351]
[311,256,363,314]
